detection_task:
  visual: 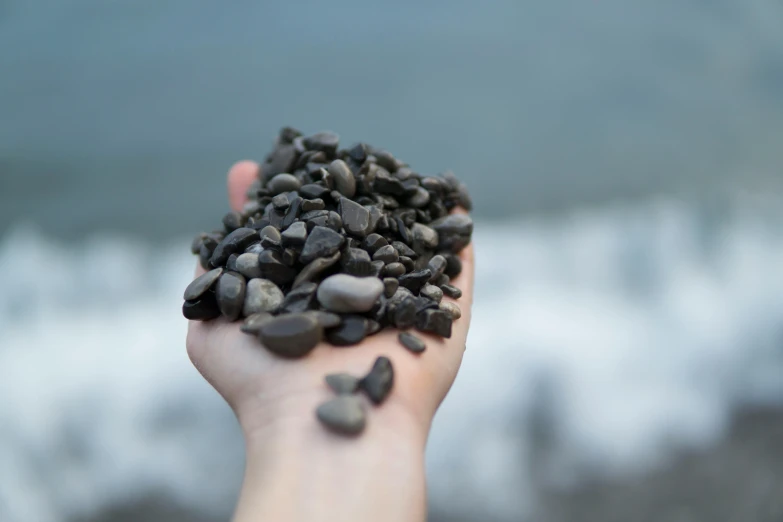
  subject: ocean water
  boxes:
[2,193,783,522]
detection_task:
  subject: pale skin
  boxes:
[186,160,475,522]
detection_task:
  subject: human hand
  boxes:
[185,160,474,522]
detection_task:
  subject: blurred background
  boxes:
[2,0,783,520]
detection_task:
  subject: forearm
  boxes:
[233,399,429,522]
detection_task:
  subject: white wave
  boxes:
[2,195,783,522]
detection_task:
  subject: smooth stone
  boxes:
[281,197,302,229]
[398,332,426,354]
[430,214,474,252]
[440,284,463,299]
[326,316,368,346]
[427,255,447,279]
[258,313,323,358]
[325,373,360,395]
[363,233,388,255]
[276,126,302,145]
[260,235,282,249]
[259,225,282,243]
[299,226,345,265]
[372,244,399,264]
[301,198,326,212]
[240,312,274,334]
[416,309,453,338]
[328,159,356,198]
[258,250,297,286]
[222,211,244,232]
[383,278,399,298]
[373,170,406,196]
[420,284,443,303]
[316,396,366,436]
[243,278,284,316]
[235,253,262,279]
[293,251,341,288]
[282,248,298,266]
[366,206,383,234]
[267,173,301,195]
[279,282,318,314]
[183,268,223,301]
[347,142,368,163]
[190,233,207,254]
[262,145,297,182]
[210,228,259,267]
[411,223,439,250]
[360,356,394,405]
[411,295,439,315]
[398,269,432,294]
[341,248,373,277]
[317,274,384,313]
[272,193,290,210]
[388,286,414,305]
[369,260,385,277]
[243,200,262,215]
[326,211,343,232]
[371,148,399,172]
[407,187,430,208]
[382,262,406,278]
[216,272,246,321]
[443,253,463,278]
[182,294,220,321]
[391,241,417,259]
[244,242,264,255]
[199,237,218,270]
[299,183,330,200]
[391,296,417,329]
[300,209,330,221]
[366,319,382,335]
[421,176,446,194]
[339,197,371,237]
[281,221,308,247]
[432,273,450,287]
[226,254,240,272]
[439,301,462,320]
[303,131,340,156]
[395,217,411,244]
[305,311,342,329]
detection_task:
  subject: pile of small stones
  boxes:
[184,127,473,435]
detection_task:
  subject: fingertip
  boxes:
[228,160,260,212]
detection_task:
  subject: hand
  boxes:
[185,160,475,522]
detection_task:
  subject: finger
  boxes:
[228,161,260,212]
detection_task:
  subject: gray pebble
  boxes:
[398,332,426,353]
[299,226,345,265]
[326,316,368,346]
[272,193,290,210]
[416,309,453,338]
[243,278,284,316]
[328,159,356,198]
[210,228,259,267]
[240,312,274,334]
[259,225,282,243]
[383,278,399,298]
[182,294,221,321]
[316,396,366,436]
[407,187,430,208]
[183,268,223,301]
[267,173,301,195]
[339,197,371,237]
[281,221,308,247]
[301,198,325,212]
[305,311,342,329]
[293,251,341,288]
[411,223,439,250]
[439,301,462,320]
[427,255,447,279]
[360,356,394,405]
[440,284,463,299]
[235,253,262,279]
[420,284,443,304]
[372,244,399,264]
[216,272,246,321]
[258,313,323,358]
[325,373,360,395]
[382,262,406,278]
[317,274,384,313]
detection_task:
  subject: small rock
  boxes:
[416,309,453,338]
[301,198,325,212]
[258,250,297,286]
[258,313,323,358]
[293,251,341,288]
[262,145,297,182]
[398,332,426,354]
[317,274,384,313]
[226,254,240,272]
[182,294,221,321]
[216,272,246,321]
[325,373,360,395]
[299,183,330,200]
[282,248,298,266]
[383,278,399,298]
[391,296,417,329]
[391,241,417,259]
[382,262,406,278]
[427,255,447,279]
[328,159,356,198]
[243,278,284,316]
[240,312,274,334]
[272,193,290,210]
[305,311,342,329]
[363,233,389,255]
[316,396,366,436]
[360,356,394,405]
[183,268,223,301]
[440,284,462,299]
[281,221,308,247]
[398,269,432,294]
[372,244,399,264]
[411,223,439,251]
[443,253,463,278]
[407,187,430,208]
[222,211,244,232]
[398,256,415,273]
[420,284,443,304]
[340,197,372,237]
[267,173,301,195]
[210,228,259,267]
[439,301,462,320]
[279,282,318,314]
[429,214,473,253]
[299,226,345,265]
[235,253,262,279]
[259,225,282,244]
[341,247,373,277]
[281,197,303,229]
[303,131,340,157]
[326,316,368,346]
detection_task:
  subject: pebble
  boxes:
[372,244,399,264]
[235,253,262,279]
[258,313,323,358]
[317,274,384,313]
[281,197,302,229]
[299,226,345,265]
[305,311,342,329]
[326,316,368,346]
[391,296,417,329]
[420,284,443,303]
[398,268,432,294]
[440,284,462,299]
[267,173,301,195]
[210,228,259,267]
[360,356,394,405]
[316,396,366,435]
[258,250,297,286]
[303,131,340,156]
[226,254,240,272]
[416,309,453,338]
[383,278,399,298]
[262,145,297,181]
[222,211,244,232]
[279,282,318,314]
[301,198,325,212]
[299,183,330,200]
[407,187,430,208]
[363,233,388,255]
[216,272,246,321]
[183,268,223,301]
[240,312,274,334]
[281,221,308,247]
[398,332,426,353]
[328,159,356,198]
[243,278,284,316]
[439,301,462,320]
[429,214,474,253]
[272,193,290,210]
[427,255,447,279]
[391,241,417,258]
[339,197,372,237]
[325,373,360,395]
[410,223,439,250]
[293,251,341,288]
[382,262,406,278]
[341,248,373,277]
[182,294,221,321]
[199,237,218,269]
[259,225,282,243]
[443,253,462,278]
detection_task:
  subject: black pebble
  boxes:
[440,284,462,299]
[279,282,318,314]
[299,226,345,265]
[182,293,221,321]
[398,332,426,354]
[398,269,432,294]
[210,228,259,267]
[258,249,297,286]
[360,356,394,405]
[416,309,452,338]
[326,316,368,346]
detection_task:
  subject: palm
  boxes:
[186,161,474,435]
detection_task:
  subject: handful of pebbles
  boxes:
[184,127,473,435]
